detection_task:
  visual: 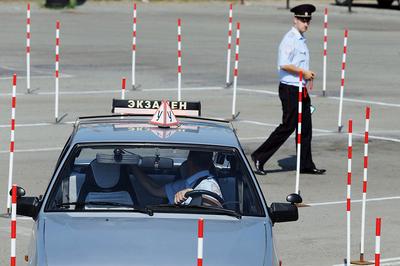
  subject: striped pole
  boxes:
[6,74,17,213]
[337,29,348,132]
[322,8,328,96]
[10,185,17,266]
[26,3,31,94]
[55,20,60,123]
[295,71,303,194]
[131,3,137,90]
[346,119,352,266]
[121,77,126,99]
[231,22,240,119]
[360,106,371,262]
[375,217,381,266]
[225,3,233,88]
[197,218,204,266]
[177,18,182,101]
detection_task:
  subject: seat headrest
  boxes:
[90,160,121,188]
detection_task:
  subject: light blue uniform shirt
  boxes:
[165,170,213,204]
[278,27,309,86]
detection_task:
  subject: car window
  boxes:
[45,145,264,217]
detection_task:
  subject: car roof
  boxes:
[71,115,241,148]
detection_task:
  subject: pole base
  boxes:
[26,88,40,94]
[224,81,233,88]
[322,90,326,97]
[55,113,68,124]
[351,260,374,265]
[0,211,11,218]
[351,254,374,265]
[338,125,343,133]
[226,112,240,121]
[132,84,141,91]
[231,112,240,121]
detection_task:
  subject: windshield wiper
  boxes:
[56,201,153,216]
[57,201,134,208]
[147,204,242,219]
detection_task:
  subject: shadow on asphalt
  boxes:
[332,2,400,10]
[265,155,296,174]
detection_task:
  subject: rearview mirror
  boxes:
[140,156,173,169]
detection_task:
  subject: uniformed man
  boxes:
[251,4,326,176]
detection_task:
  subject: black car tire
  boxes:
[377,0,394,7]
[335,0,351,5]
[45,0,69,8]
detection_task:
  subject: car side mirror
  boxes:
[9,186,40,219]
[17,197,40,219]
[270,193,302,224]
[269,202,299,224]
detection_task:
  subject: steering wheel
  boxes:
[185,190,224,206]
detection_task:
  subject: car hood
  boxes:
[43,212,268,266]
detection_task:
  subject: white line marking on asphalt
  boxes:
[240,120,400,143]
[0,121,74,128]
[0,86,224,97]
[328,96,400,108]
[239,132,334,141]
[238,88,400,108]
[0,147,63,154]
[0,85,398,108]
[309,196,400,207]
[0,74,73,81]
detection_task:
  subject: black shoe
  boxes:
[300,168,326,175]
[251,155,267,176]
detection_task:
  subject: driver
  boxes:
[129,151,223,206]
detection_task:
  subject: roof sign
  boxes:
[150,100,179,127]
[112,99,201,117]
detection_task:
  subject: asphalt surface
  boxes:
[0,1,399,265]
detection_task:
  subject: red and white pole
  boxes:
[197,218,204,266]
[337,29,348,132]
[26,3,31,93]
[177,18,182,101]
[346,119,352,266]
[322,8,328,96]
[10,185,17,266]
[225,3,233,87]
[295,72,303,194]
[131,3,137,90]
[231,22,240,119]
[360,106,371,262]
[375,217,381,266]
[55,20,60,123]
[121,77,126,100]
[6,74,17,213]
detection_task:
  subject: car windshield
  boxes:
[46,145,264,217]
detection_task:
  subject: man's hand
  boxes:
[174,188,193,204]
[303,70,316,80]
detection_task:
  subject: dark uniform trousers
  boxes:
[252,82,316,170]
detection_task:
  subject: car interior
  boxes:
[47,146,264,216]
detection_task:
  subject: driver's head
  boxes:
[187,151,213,172]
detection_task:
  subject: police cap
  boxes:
[290,4,316,18]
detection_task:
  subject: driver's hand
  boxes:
[174,188,193,204]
